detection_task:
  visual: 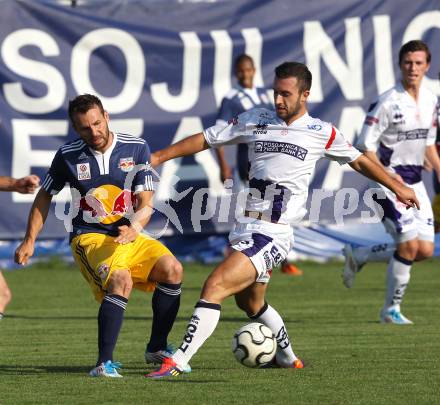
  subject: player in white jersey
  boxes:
[146,62,418,378]
[215,54,303,276]
[342,40,440,324]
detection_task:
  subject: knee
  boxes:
[397,241,419,260]
[415,245,434,261]
[161,258,183,284]
[107,269,133,296]
[0,286,12,305]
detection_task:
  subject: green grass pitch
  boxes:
[1,258,439,404]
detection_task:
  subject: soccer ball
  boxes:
[231,322,277,368]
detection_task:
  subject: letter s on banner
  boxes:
[2,29,65,114]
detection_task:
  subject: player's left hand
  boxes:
[395,184,420,210]
[115,225,139,244]
[15,175,40,194]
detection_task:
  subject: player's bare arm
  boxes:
[114,190,154,244]
[363,150,404,184]
[14,189,53,265]
[425,144,440,182]
[153,132,209,166]
[349,154,419,209]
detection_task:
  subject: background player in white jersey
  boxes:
[342,40,440,324]
[215,54,302,276]
[146,62,419,378]
[431,71,440,233]
[0,175,40,320]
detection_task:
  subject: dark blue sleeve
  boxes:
[133,142,154,193]
[217,97,235,122]
[41,149,67,195]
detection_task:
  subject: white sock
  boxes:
[354,243,395,265]
[384,252,412,311]
[173,300,221,367]
[251,303,298,366]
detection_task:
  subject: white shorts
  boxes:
[374,181,434,243]
[229,217,293,283]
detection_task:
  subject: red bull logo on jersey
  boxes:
[79,184,137,225]
[118,157,135,172]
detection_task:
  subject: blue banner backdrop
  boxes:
[0,0,439,238]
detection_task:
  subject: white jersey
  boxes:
[204,108,361,225]
[356,82,438,184]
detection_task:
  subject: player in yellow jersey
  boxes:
[15,94,186,377]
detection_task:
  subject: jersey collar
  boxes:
[88,132,117,158]
[278,111,310,127]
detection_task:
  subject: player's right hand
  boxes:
[395,184,420,210]
[15,175,40,194]
[14,239,35,265]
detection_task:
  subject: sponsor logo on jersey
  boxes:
[78,184,137,224]
[280,128,288,136]
[307,124,322,131]
[392,113,405,124]
[391,104,405,124]
[78,152,89,160]
[118,157,135,172]
[253,121,269,134]
[77,163,91,180]
[254,141,308,161]
[364,115,379,126]
[397,128,428,141]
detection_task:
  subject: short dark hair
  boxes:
[275,62,312,92]
[399,40,431,65]
[234,54,254,70]
[68,94,105,125]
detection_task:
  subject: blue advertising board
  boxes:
[0,0,439,238]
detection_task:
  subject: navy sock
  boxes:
[147,282,181,352]
[97,294,127,365]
